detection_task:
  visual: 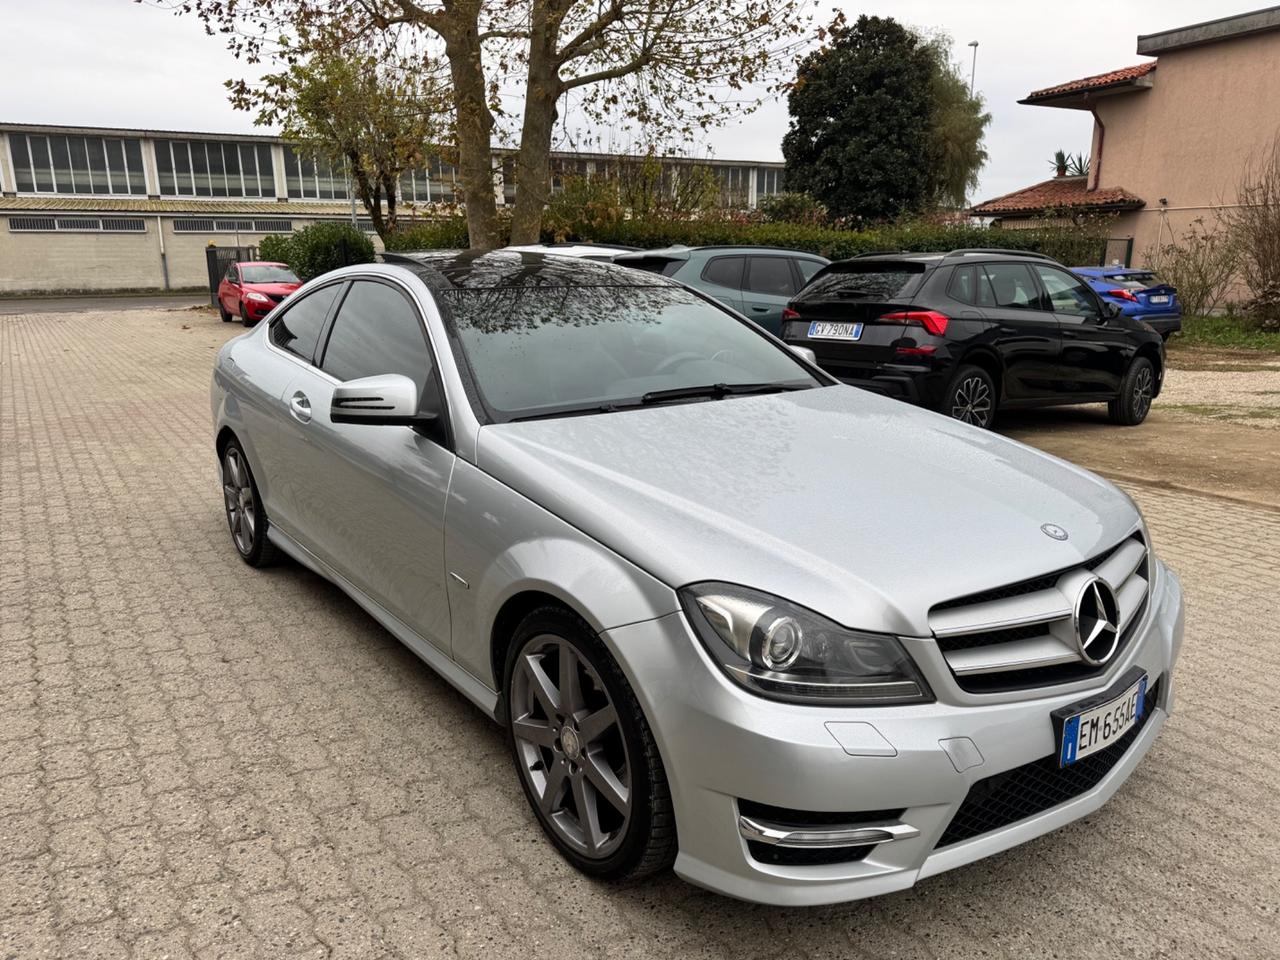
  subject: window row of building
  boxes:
[3,127,786,207]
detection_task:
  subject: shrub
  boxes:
[384,216,477,252]
[756,192,828,225]
[1224,136,1280,329]
[1144,216,1239,317]
[271,221,375,280]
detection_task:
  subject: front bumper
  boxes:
[604,561,1184,906]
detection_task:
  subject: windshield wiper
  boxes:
[640,381,810,405]
[508,401,640,423]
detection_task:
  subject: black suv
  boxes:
[781,249,1165,428]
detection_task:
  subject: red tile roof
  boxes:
[1025,62,1157,102]
[969,176,1145,217]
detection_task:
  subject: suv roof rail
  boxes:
[848,249,910,259]
[943,247,1055,261]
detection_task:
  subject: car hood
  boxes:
[475,386,1140,636]
[244,282,301,296]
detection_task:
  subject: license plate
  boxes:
[808,321,863,341]
[1148,295,1170,304]
[1054,671,1148,767]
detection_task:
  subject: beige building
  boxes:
[972,6,1280,270]
[0,123,785,294]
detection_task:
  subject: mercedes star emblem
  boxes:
[1041,523,1069,541]
[1074,577,1121,665]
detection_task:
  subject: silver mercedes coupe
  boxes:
[211,250,1184,905]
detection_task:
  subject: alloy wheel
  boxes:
[222,448,256,555]
[511,636,632,858]
[951,376,993,426]
[1132,365,1153,420]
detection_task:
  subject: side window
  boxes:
[270,283,339,360]
[1033,265,1100,318]
[701,256,744,289]
[947,265,975,304]
[746,257,798,296]
[795,259,824,284]
[320,280,435,404]
[226,265,238,284]
[981,263,1041,310]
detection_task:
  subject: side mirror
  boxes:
[331,374,436,427]
[790,345,818,365]
[1104,301,1123,320]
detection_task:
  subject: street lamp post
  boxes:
[968,40,980,96]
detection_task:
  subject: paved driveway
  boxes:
[2,309,1278,960]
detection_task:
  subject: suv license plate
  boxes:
[1055,672,1148,767]
[808,321,863,341]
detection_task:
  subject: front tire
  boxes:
[221,440,279,567]
[1109,356,1155,426]
[504,607,676,882]
[943,364,997,429]
[240,304,253,327]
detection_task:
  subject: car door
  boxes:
[220,265,240,314]
[1032,263,1129,397]
[273,277,455,651]
[977,262,1061,401]
[741,256,800,335]
[694,255,746,313]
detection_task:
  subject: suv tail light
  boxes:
[781,307,800,321]
[1106,288,1139,302]
[878,310,950,337]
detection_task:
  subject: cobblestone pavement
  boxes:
[2,308,1278,960]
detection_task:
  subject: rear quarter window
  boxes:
[797,261,927,302]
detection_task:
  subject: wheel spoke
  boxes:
[512,716,557,749]
[571,769,604,853]
[223,483,239,509]
[540,758,569,815]
[582,751,629,815]
[226,453,242,488]
[558,643,584,716]
[578,704,617,744]
[241,505,255,540]
[523,655,561,717]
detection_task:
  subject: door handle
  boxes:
[289,391,312,423]
[751,306,769,313]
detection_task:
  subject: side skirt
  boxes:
[266,526,501,720]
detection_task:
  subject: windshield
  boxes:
[799,261,928,301]
[439,285,822,421]
[241,265,299,284]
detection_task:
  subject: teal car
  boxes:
[613,246,829,335]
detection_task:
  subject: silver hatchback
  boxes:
[211,251,1184,905]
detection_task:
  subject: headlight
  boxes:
[679,582,932,705]
[245,291,271,303]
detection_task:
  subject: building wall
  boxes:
[0,216,385,293]
[1093,29,1280,278]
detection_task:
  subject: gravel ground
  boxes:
[2,307,1279,960]
[1162,348,1280,426]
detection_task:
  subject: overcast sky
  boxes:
[0,0,1261,203]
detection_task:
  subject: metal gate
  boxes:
[205,244,258,306]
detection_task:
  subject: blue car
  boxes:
[1070,266,1181,340]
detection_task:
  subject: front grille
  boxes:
[738,799,904,867]
[936,676,1161,848]
[928,533,1150,693]
[267,293,286,304]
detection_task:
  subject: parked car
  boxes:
[503,242,640,261]
[781,249,1166,428]
[217,261,302,326]
[212,250,1183,906]
[1070,266,1181,340]
[613,245,829,335]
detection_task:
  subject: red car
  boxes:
[217,261,302,326]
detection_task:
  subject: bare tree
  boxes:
[1224,134,1280,324]
[151,0,810,247]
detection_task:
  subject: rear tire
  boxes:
[943,364,997,429]
[1108,356,1155,426]
[221,440,280,567]
[504,606,676,882]
[218,302,232,322]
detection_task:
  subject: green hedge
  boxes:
[260,222,376,281]
[384,215,1109,267]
